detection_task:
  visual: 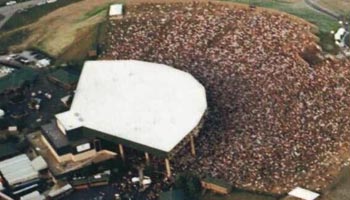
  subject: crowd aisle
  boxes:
[101,2,350,195]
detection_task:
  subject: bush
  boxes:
[175,172,202,200]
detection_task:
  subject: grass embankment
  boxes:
[0,0,116,63]
[57,20,108,68]
[224,0,339,53]
[1,0,83,32]
[0,29,30,52]
[55,2,111,66]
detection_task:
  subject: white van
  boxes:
[6,1,17,6]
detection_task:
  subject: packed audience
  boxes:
[101,2,350,195]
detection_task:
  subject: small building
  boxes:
[47,184,73,200]
[20,191,45,200]
[288,187,320,200]
[47,69,79,90]
[201,177,232,195]
[40,121,97,163]
[334,27,349,48]
[0,154,47,197]
[36,59,51,68]
[109,4,123,20]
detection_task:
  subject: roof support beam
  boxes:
[165,158,171,177]
[118,144,125,161]
[190,135,196,156]
[145,152,150,165]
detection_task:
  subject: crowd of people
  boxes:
[101,2,350,195]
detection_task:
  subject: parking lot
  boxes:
[0,49,52,68]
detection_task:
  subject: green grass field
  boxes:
[0,29,30,52]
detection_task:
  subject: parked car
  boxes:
[6,1,16,6]
[131,176,152,185]
[6,54,18,61]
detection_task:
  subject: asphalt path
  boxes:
[0,0,46,30]
[304,0,339,20]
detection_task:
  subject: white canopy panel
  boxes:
[0,154,39,186]
[56,60,207,153]
[288,187,320,200]
[109,4,123,16]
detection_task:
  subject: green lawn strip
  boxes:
[0,29,31,52]
[79,4,110,22]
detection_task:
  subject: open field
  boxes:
[0,0,120,62]
[315,0,350,16]
[0,0,341,59]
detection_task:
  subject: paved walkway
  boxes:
[0,0,45,30]
[304,0,339,19]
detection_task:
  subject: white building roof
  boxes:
[31,156,48,171]
[0,154,39,186]
[109,4,123,16]
[335,27,346,40]
[288,187,320,200]
[20,191,45,200]
[56,60,207,153]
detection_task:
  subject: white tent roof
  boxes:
[31,156,48,171]
[335,27,346,40]
[20,191,45,200]
[56,60,207,153]
[288,187,320,200]
[109,4,123,16]
[0,154,39,186]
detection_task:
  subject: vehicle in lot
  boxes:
[6,1,16,6]
[16,56,31,65]
[6,54,19,61]
[131,176,152,185]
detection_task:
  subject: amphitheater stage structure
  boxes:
[39,60,207,177]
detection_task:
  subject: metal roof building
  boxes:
[0,154,39,186]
